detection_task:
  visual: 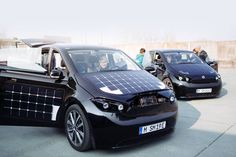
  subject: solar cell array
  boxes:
[2,83,64,121]
[89,71,165,95]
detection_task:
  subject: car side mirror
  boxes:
[153,59,163,65]
[145,66,155,72]
[50,69,64,80]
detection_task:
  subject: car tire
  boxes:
[65,104,92,151]
[163,77,174,90]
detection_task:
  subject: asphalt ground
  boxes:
[0,68,236,157]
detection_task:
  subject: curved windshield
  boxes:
[67,49,141,73]
[163,51,203,64]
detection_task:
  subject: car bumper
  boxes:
[85,102,178,148]
[172,78,222,98]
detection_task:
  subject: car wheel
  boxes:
[65,104,92,151]
[163,77,174,90]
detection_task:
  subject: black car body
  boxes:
[142,50,222,99]
[0,44,177,151]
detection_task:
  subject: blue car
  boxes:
[143,50,222,98]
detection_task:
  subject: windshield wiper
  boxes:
[177,62,194,64]
[100,69,129,72]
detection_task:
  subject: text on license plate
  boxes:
[196,88,212,93]
[139,121,166,135]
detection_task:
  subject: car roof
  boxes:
[21,39,119,51]
[150,49,193,53]
[42,43,120,51]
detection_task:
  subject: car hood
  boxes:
[79,70,167,98]
[169,63,216,77]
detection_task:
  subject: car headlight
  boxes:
[185,77,189,82]
[91,98,127,112]
[178,76,183,81]
[215,74,221,80]
[177,76,189,82]
[169,94,176,104]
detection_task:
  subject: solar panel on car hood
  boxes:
[84,71,166,95]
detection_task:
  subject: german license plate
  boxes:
[139,121,166,135]
[196,88,212,93]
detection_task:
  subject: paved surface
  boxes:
[0,68,236,157]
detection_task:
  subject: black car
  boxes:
[142,50,222,98]
[0,44,177,151]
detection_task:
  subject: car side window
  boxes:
[41,48,50,70]
[50,50,68,78]
[154,53,166,70]
[154,53,162,63]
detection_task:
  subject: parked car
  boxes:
[142,50,222,98]
[0,44,178,151]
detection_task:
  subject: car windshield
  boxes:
[163,51,203,64]
[67,49,141,73]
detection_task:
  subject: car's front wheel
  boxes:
[65,104,92,151]
[163,77,174,90]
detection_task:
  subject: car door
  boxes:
[0,48,70,124]
[154,52,165,80]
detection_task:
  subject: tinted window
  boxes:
[163,51,203,64]
[67,50,141,73]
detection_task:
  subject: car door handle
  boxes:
[9,78,17,82]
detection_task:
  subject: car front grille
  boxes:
[189,77,217,84]
[133,95,168,108]
[119,93,169,118]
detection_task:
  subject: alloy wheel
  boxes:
[163,77,174,90]
[66,110,84,147]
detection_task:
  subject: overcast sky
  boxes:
[0,0,235,44]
